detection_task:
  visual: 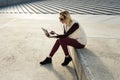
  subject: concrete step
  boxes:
[0,0,120,14]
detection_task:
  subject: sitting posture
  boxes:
[40,10,87,66]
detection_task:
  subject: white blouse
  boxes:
[64,20,87,45]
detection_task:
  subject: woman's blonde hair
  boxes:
[60,10,72,27]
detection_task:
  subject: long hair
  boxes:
[60,10,72,27]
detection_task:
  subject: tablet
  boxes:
[41,27,49,35]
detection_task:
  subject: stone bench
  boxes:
[69,47,93,80]
[69,37,119,80]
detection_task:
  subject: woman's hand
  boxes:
[45,31,59,38]
[50,31,59,36]
[50,31,55,35]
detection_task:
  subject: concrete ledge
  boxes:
[69,37,120,80]
[69,47,93,80]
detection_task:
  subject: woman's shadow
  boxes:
[40,64,65,80]
[40,64,77,80]
[77,48,114,80]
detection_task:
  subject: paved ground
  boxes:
[0,0,120,80]
[0,14,78,80]
[0,0,120,14]
[0,13,120,80]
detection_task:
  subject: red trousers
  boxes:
[49,37,85,57]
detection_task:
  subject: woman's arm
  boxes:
[54,23,79,38]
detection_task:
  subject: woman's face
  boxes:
[59,15,65,24]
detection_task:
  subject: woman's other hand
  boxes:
[50,31,55,35]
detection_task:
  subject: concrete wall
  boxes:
[69,47,94,80]
[0,0,40,7]
[69,47,88,80]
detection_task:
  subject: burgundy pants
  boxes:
[49,37,85,57]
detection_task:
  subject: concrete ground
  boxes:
[0,14,120,80]
[0,0,120,80]
[0,14,78,80]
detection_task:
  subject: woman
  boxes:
[40,10,87,66]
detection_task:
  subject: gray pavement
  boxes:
[0,0,120,80]
[0,14,78,80]
[0,14,120,80]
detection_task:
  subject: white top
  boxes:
[64,20,87,45]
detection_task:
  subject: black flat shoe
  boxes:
[40,57,52,65]
[62,56,72,66]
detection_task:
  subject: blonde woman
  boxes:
[40,10,87,66]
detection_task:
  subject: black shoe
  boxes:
[62,56,72,66]
[40,57,52,65]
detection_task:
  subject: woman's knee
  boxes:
[58,38,68,45]
[58,38,67,42]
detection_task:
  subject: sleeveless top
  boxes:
[64,20,87,45]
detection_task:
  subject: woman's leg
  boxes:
[40,39,60,65]
[40,37,84,65]
[49,37,84,57]
[65,38,85,48]
[49,39,60,57]
[59,38,78,66]
[58,38,69,56]
[58,37,85,56]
